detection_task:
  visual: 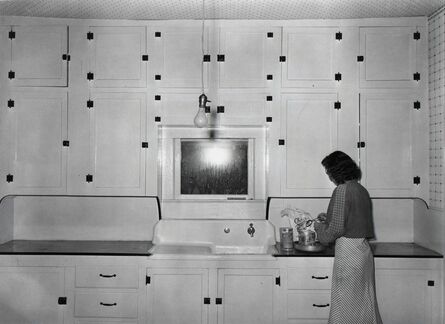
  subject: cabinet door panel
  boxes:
[149,26,209,88]
[89,26,147,88]
[146,268,209,324]
[0,267,65,324]
[360,93,416,196]
[282,27,340,88]
[376,269,431,324]
[157,92,202,126]
[360,27,418,88]
[6,90,68,194]
[281,94,338,196]
[217,268,279,324]
[11,25,68,87]
[216,92,269,126]
[217,27,280,88]
[89,92,146,195]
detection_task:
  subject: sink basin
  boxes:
[150,219,277,255]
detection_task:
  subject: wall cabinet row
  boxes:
[0,24,425,89]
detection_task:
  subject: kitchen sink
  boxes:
[149,219,277,255]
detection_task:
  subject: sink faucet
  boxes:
[247,223,255,237]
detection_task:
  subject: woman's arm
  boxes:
[314,184,347,244]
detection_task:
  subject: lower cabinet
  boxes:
[146,263,281,324]
[0,266,67,324]
[282,257,443,324]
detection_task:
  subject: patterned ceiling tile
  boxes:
[0,0,443,20]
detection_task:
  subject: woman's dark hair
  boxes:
[321,151,361,184]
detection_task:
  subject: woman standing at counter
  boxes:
[314,151,383,324]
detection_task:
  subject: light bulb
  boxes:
[194,107,207,128]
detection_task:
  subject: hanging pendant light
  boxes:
[194,0,209,128]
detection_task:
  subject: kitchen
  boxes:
[0,0,443,323]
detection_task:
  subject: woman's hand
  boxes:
[316,213,327,223]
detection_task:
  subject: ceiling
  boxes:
[0,0,443,20]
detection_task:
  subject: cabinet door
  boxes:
[5,90,68,194]
[359,93,421,196]
[280,93,339,196]
[217,27,280,88]
[87,92,147,195]
[282,27,341,88]
[149,26,210,88]
[359,27,419,88]
[0,267,66,324]
[146,268,209,324]
[10,25,68,87]
[216,268,280,324]
[88,26,147,88]
[156,92,202,126]
[375,269,433,324]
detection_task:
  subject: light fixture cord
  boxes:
[201,0,205,94]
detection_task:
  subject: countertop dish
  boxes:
[0,240,441,258]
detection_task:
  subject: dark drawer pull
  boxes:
[311,275,328,280]
[99,274,117,278]
[100,302,117,307]
[313,303,330,308]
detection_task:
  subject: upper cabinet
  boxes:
[7,25,68,87]
[2,89,68,194]
[359,92,428,198]
[87,26,147,88]
[216,27,281,88]
[359,26,422,88]
[281,27,343,88]
[149,26,210,89]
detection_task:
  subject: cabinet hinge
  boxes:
[146,275,151,285]
[275,276,281,286]
[142,54,149,61]
[155,116,161,122]
[203,54,211,62]
[414,101,421,110]
[267,74,273,80]
[357,55,364,62]
[217,54,225,62]
[142,142,148,148]
[87,72,94,80]
[335,31,342,40]
[278,139,285,146]
[267,32,274,38]
[87,32,94,40]
[266,117,272,122]
[63,140,70,147]
[215,298,222,305]
[357,141,366,148]
[58,297,67,305]
[217,106,225,113]
[204,297,211,304]
[6,174,13,183]
[335,72,342,81]
[62,54,71,61]
[8,70,15,79]
[155,74,161,80]
[427,280,435,286]
[413,31,420,40]
[87,100,94,108]
[8,30,15,39]
[86,174,93,183]
[155,95,161,101]
[413,72,420,81]
[279,56,286,62]
[155,31,161,37]
[413,176,420,185]
[7,99,14,108]
[266,96,273,101]
[205,106,210,113]
[334,101,341,110]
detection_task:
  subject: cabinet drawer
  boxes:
[75,266,139,288]
[74,292,138,318]
[287,268,332,290]
[287,291,330,319]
